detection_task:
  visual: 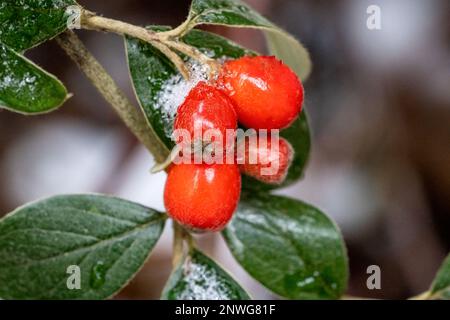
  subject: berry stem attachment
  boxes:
[164,40,222,77]
[145,42,190,80]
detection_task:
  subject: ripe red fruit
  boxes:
[173,81,238,146]
[238,137,294,185]
[217,56,303,130]
[164,163,241,232]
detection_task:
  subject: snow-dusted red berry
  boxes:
[174,81,237,146]
[239,137,293,185]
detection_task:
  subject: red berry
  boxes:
[239,137,293,185]
[217,56,303,130]
[174,81,238,146]
[164,163,241,232]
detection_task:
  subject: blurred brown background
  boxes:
[1,0,449,299]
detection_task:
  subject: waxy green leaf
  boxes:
[430,254,450,299]
[0,194,166,300]
[0,42,68,114]
[187,0,312,80]
[0,0,77,52]
[223,193,348,299]
[162,249,250,300]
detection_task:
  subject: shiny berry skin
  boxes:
[239,137,294,185]
[164,163,241,232]
[174,81,238,145]
[217,56,303,130]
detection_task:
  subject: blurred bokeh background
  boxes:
[1,0,449,299]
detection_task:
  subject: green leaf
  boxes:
[242,112,311,191]
[0,194,166,300]
[0,0,77,52]
[223,193,348,299]
[430,254,450,299]
[0,1,74,114]
[187,0,312,80]
[0,42,68,114]
[126,27,255,149]
[162,249,250,300]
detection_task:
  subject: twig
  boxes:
[56,30,169,163]
[164,40,222,76]
[158,18,193,38]
[151,144,182,173]
[80,10,190,79]
[172,222,185,268]
[172,221,196,268]
[80,10,161,42]
[148,42,190,80]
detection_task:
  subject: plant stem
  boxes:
[172,222,196,268]
[158,18,193,38]
[409,291,432,300]
[56,30,169,163]
[164,40,222,75]
[80,10,161,41]
[79,10,217,79]
[172,222,185,268]
[186,231,195,251]
[80,10,190,80]
[148,42,191,80]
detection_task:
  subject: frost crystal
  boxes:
[154,60,211,139]
[179,259,235,300]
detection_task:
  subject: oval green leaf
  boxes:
[126,27,255,149]
[0,0,77,52]
[222,193,348,299]
[0,42,68,114]
[187,0,312,80]
[162,249,250,300]
[430,254,450,300]
[0,194,166,300]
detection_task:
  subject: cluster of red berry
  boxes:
[164,56,304,232]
